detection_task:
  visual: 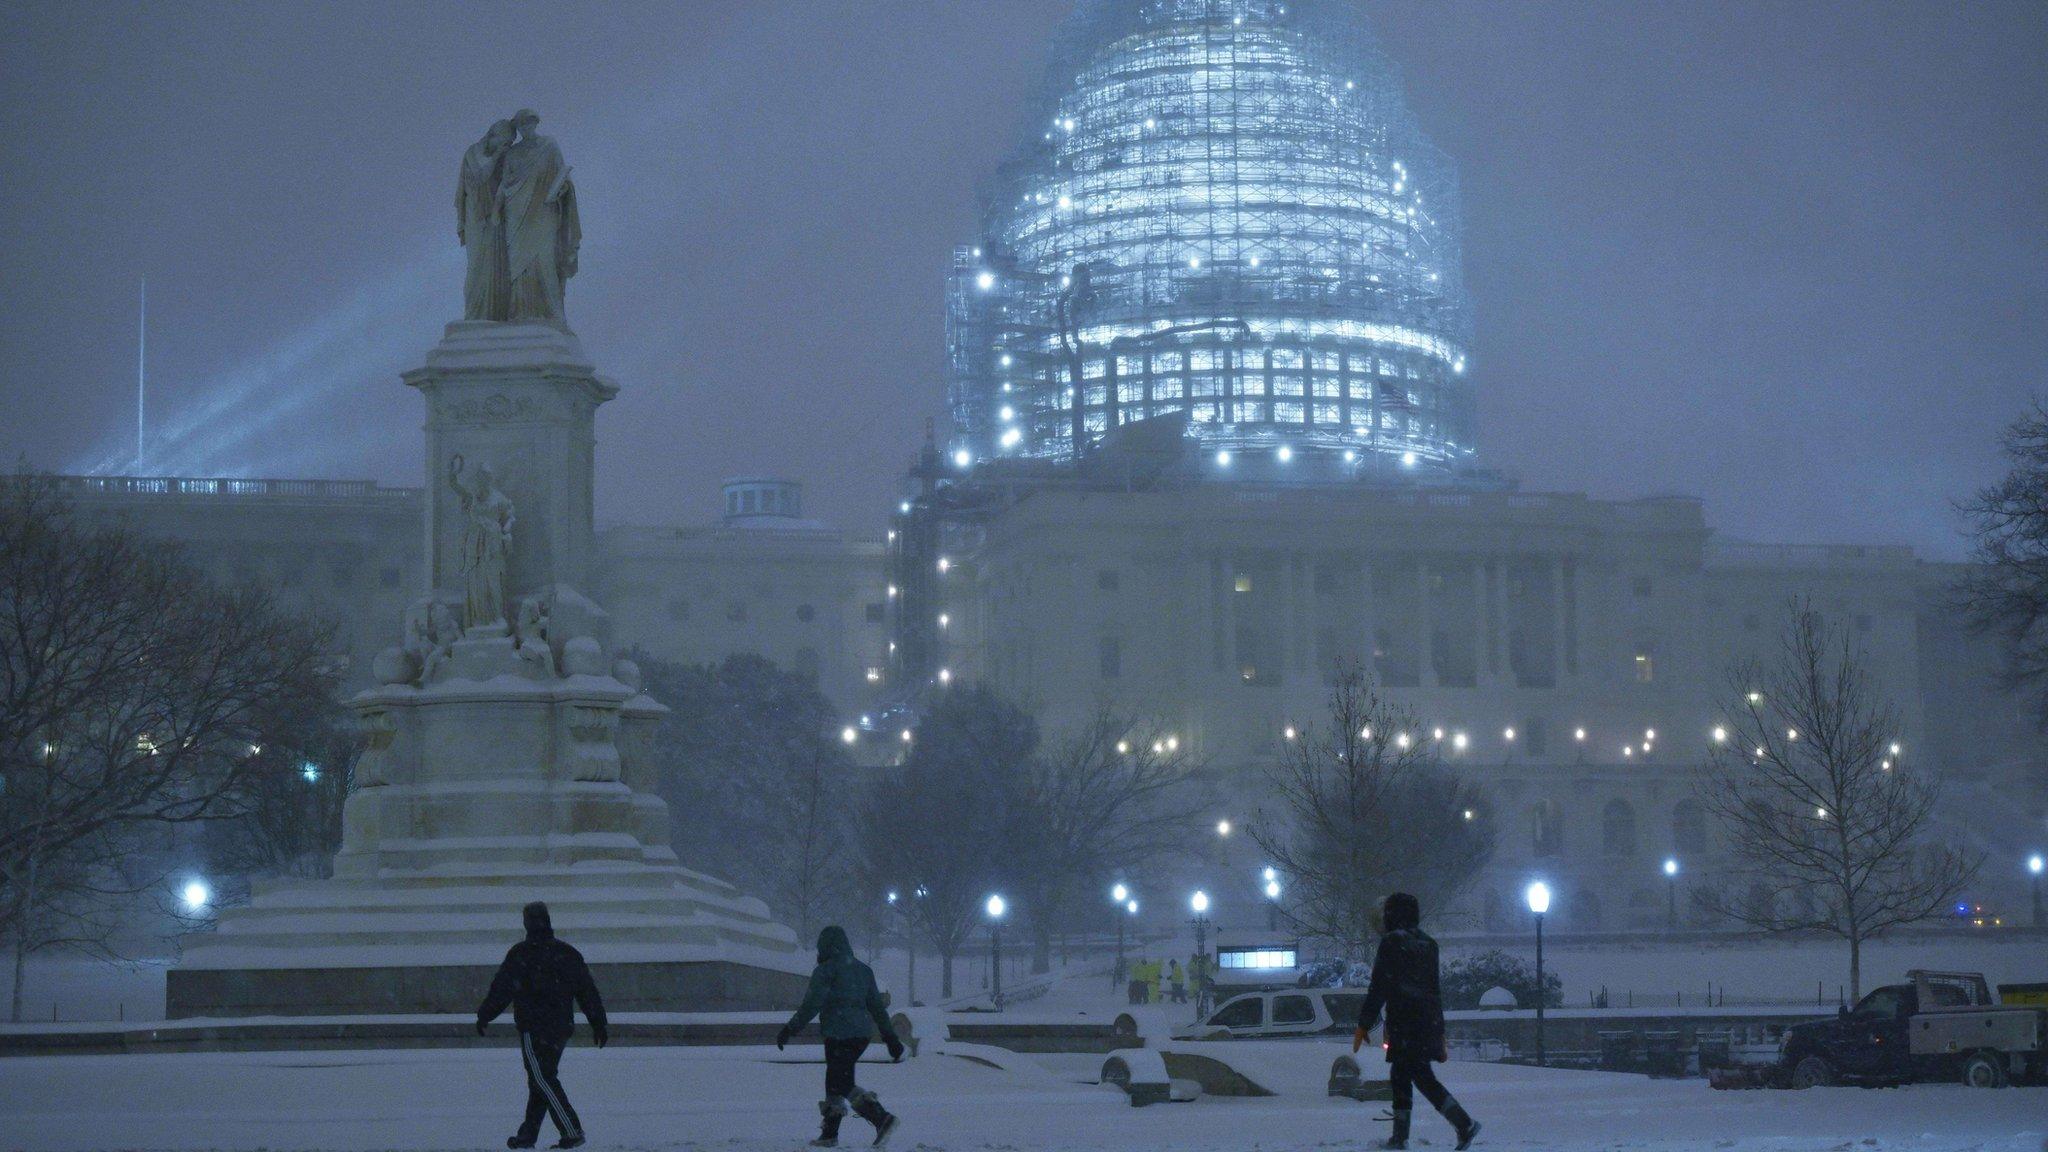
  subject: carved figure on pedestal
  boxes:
[500,109,580,326]
[457,119,515,322]
[449,454,514,633]
[421,601,461,681]
[516,595,555,677]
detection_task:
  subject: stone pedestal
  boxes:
[170,324,806,1018]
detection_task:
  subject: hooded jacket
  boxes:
[783,926,899,1043]
[477,902,608,1043]
[1357,894,1447,1064]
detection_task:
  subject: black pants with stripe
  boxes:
[518,1031,583,1141]
[1388,1055,1451,1114]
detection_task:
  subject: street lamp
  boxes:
[1189,890,1213,1021]
[1526,881,1551,1068]
[2030,854,2045,928]
[1662,858,1680,930]
[181,879,212,914]
[888,889,918,1007]
[986,894,1007,1010]
[1111,883,1131,991]
[1261,867,1283,932]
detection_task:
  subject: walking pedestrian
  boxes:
[777,925,905,1148]
[1354,893,1480,1150]
[476,901,608,1150]
[1168,959,1186,1004]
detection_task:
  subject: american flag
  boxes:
[1378,385,1413,412]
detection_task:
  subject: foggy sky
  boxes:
[2,0,2043,559]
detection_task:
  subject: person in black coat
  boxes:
[1354,892,1480,1150]
[477,902,608,1150]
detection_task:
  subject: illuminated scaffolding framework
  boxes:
[947,0,1474,476]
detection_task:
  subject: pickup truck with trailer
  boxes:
[1777,970,2045,1088]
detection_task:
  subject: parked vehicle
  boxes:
[1777,970,2046,1088]
[1171,988,1365,1041]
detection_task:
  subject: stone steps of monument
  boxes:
[203,920,748,950]
[311,861,745,898]
[218,887,782,931]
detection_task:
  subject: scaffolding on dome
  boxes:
[946,0,1474,479]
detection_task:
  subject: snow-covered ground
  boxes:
[9,925,2040,1026]
[2,1039,2040,1152]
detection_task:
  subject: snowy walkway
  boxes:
[2,1042,2039,1152]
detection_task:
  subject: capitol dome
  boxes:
[947,0,1473,478]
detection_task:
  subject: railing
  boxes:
[1706,540,1917,569]
[50,475,422,503]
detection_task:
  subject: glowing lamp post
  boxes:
[2030,854,2044,928]
[1189,890,1213,1021]
[1262,867,1283,932]
[889,889,918,1007]
[181,879,213,915]
[1111,883,1132,990]
[1662,858,1680,930]
[986,894,1007,1010]
[1526,881,1551,1067]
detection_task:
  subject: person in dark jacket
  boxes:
[777,925,904,1148]
[477,902,608,1150]
[1355,893,1480,1150]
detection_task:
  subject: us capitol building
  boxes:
[62,0,2042,935]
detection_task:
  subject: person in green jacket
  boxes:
[777,925,905,1148]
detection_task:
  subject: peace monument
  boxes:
[168,114,807,1017]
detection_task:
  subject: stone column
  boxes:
[1488,558,1508,681]
[1416,556,1436,688]
[1472,558,1490,688]
[1359,557,1378,676]
[1277,553,1296,681]
[1551,554,1570,687]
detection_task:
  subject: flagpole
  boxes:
[137,275,147,467]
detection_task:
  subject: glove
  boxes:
[475,1020,489,1037]
[775,1026,791,1051]
[886,1035,905,1062]
[592,1024,608,1049]
[1352,1026,1367,1054]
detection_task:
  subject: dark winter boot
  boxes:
[1443,1097,1481,1150]
[1384,1107,1411,1150]
[813,1099,847,1147]
[851,1090,897,1147]
[507,1138,537,1150]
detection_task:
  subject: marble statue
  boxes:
[420,602,460,681]
[457,119,515,322]
[515,595,554,676]
[448,455,514,631]
[500,109,579,326]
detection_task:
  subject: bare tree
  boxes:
[633,652,856,938]
[0,474,337,1019]
[861,685,1033,999]
[1961,403,2048,731]
[201,699,360,885]
[1696,603,1979,999]
[771,750,854,940]
[1251,661,1492,959]
[1009,705,1209,973]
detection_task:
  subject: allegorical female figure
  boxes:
[457,119,515,321]
[499,109,580,326]
[449,456,514,631]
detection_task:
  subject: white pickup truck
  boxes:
[1778,970,2047,1088]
